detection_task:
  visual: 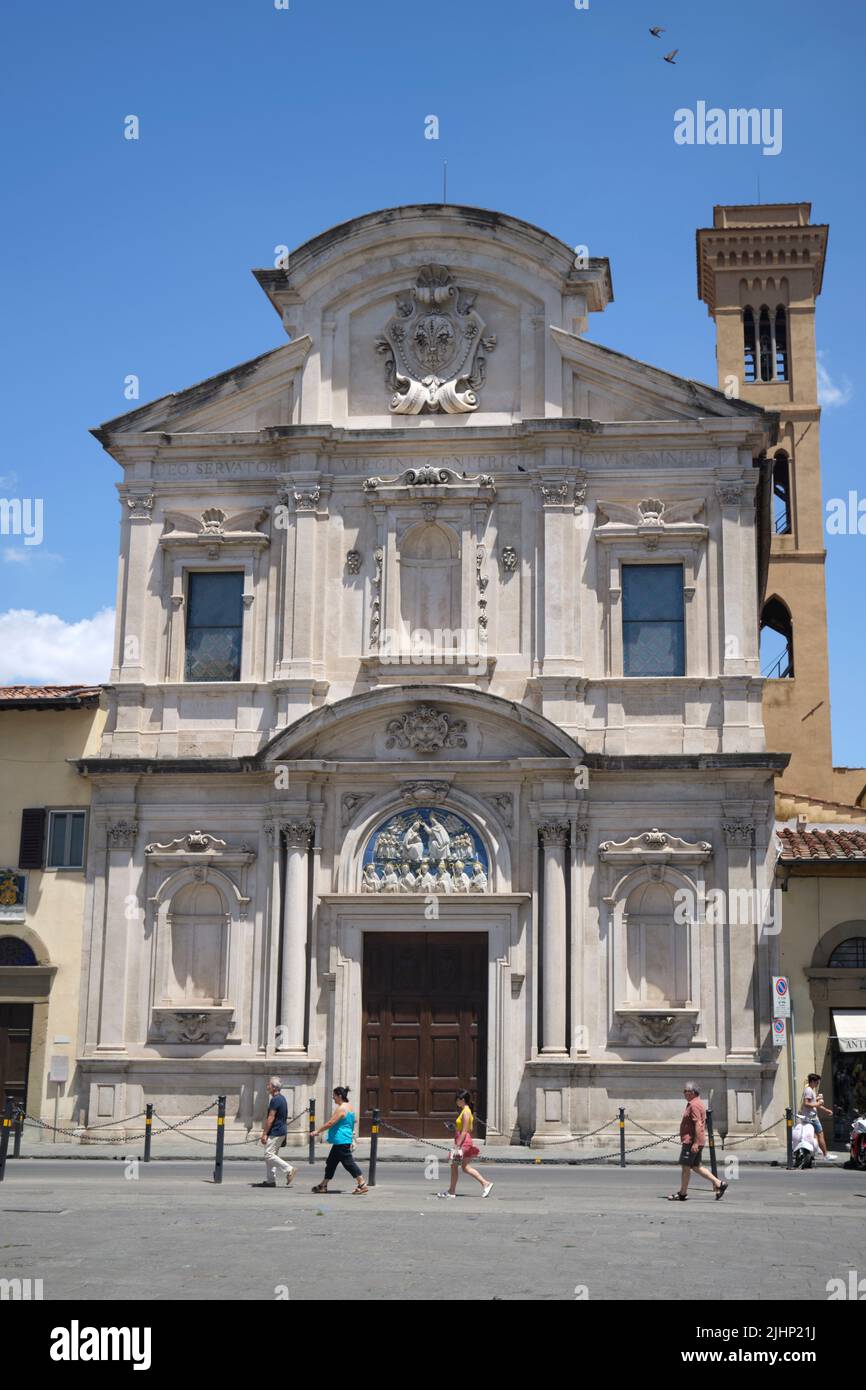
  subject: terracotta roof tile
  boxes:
[0,685,102,707]
[777,827,866,862]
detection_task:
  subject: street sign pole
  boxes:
[795,1006,800,1134]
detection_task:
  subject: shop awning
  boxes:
[832,1010,866,1052]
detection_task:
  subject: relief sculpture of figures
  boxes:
[361,806,489,893]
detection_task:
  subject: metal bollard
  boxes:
[0,1097,13,1183]
[213,1096,226,1185]
[785,1106,793,1170]
[12,1105,23,1159]
[368,1108,380,1188]
[143,1103,153,1163]
[706,1105,718,1178]
[308,1099,316,1165]
[618,1107,626,1168]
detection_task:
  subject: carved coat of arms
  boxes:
[375,265,496,415]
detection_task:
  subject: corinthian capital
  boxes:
[281,820,315,849]
[540,822,570,848]
[722,819,754,846]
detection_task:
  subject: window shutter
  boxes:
[18,808,46,869]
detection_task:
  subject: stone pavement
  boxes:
[1,1160,863,1301]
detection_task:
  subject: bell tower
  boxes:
[696,202,841,802]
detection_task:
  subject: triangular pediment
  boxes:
[92,337,312,441]
[553,327,766,424]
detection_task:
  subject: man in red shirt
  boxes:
[668,1083,727,1201]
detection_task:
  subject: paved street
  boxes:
[1,1159,863,1301]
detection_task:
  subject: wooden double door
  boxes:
[361,933,486,1139]
[0,1003,32,1110]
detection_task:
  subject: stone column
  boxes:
[723,817,758,1059]
[278,820,314,1052]
[540,822,569,1055]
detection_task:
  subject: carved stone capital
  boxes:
[107,819,138,849]
[281,820,315,850]
[716,481,745,506]
[125,493,154,519]
[722,819,755,846]
[540,822,570,848]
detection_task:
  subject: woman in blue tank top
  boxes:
[311,1087,368,1194]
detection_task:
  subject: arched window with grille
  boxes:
[774,305,789,381]
[773,451,792,534]
[760,596,794,678]
[743,306,757,382]
[828,938,866,968]
[758,305,774,382]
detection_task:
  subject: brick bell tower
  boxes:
[695,202,850,805]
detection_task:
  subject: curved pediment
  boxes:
[259,685,583,764]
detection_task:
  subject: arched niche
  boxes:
[396,520,461,650]
[602,861,706,1048]
[150,865,248,1020]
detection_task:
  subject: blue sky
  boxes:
[0,0,862,761]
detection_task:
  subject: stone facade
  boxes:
[79,205,786,1145]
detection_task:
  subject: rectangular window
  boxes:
[184,571,244,682]
[622,564,685,676]
[46,810,87,869]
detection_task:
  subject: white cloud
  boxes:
[2,548,64,567]
[817,352,853,408]
[0,608,115,684]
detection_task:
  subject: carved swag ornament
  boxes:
[375,264,497,415]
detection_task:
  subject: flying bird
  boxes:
[649,26,665,37]
[663,49,678,63]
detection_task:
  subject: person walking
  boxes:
[255,1077,297,1189]
[437,1090,493,1199]
[800,1073,837,1160]
[668,1082,727,1201]
[311,1087,368,1194]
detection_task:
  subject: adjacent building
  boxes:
[0,686,104,1130]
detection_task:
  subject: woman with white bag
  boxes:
[437,1090,493,1200]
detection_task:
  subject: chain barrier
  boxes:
[720,1115,785,1147]
[150,1103,309,1147]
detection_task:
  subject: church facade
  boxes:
[78,205,786,1145]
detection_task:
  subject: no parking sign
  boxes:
[772,976,790,1018]
[772,1017,787,1047]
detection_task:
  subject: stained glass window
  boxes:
[622,564,685,677]
[185,572,243,682]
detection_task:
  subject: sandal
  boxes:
[667,1192,688,1201]
[352,1181,368,1195]
[311,1182,329,1194]
[715,1181,729,1201]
